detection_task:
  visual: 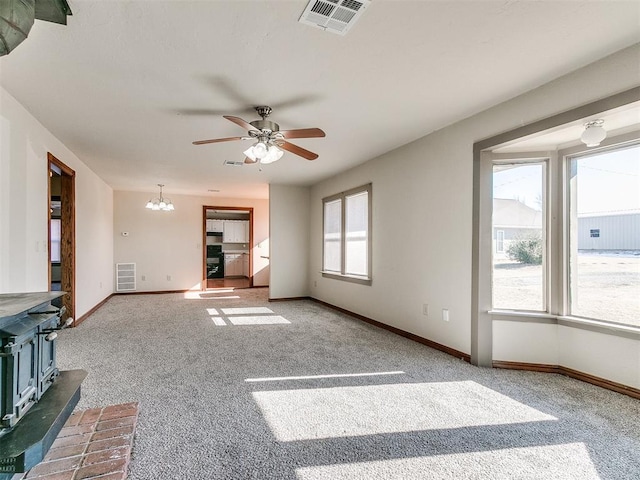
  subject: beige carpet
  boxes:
[55,288,640,479]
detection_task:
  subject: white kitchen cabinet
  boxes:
[222,221,236,243]
[223,220,249,243]
[224,253,250,277]
[224,254,242,276]
[206,219,224,233]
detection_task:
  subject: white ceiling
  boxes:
[1,0,639,199]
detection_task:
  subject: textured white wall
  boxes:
[308,45,640,386]
[0,87,114,317]
[493,321,559,365]
[268,185,310,299]
[113,191,269,291]
[558,325,639,388]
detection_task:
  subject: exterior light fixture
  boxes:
[145,184,174,211]
[581,119,606,147]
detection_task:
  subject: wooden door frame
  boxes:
[48,153,76,324]
[202,206,254,289]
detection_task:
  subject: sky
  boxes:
[576,144,639,214]
[493,144,640,215]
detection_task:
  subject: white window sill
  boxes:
[321,271,372,285]
[556,315,640,336]
[489,309,556,320]
[489,310,640,338]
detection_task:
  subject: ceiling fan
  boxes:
[192,106,325,164]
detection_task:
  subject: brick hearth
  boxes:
[24,403,139,480]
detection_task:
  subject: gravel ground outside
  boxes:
[493,251,640,327]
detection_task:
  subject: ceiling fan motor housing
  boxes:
[249,119,280,133]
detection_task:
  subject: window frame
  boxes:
[50,217,62,264]
[490,157,550,313]
[561,138,640,325]
[495,230,505,253]
[322,183,372,285]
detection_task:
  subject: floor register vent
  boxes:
[299,0,371,35]
[116,263,136,292]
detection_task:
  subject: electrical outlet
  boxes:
[167,275,171,281]
[442,309,450,322]
[314,281,318,287]
[141,275,146,281]
[422,304,429,316]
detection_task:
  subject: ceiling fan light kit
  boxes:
[193,106,325,164]
[243,143,284,164]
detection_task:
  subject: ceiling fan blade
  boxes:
[279,141,318,160]
[224,115,257,132]
[279,128,326,139]
[244,157,258,164]
[192,136,244,145]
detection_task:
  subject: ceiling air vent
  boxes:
[299,0,371,36]
[224,160,245,167]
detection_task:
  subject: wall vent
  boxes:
[224,160,245,167]
[299,0,370,35]
[116,263,136,292]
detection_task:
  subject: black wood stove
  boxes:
[0,292,86,476]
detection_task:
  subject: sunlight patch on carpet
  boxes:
[253,381,557,441]
[184,289,239,299]
[228,315,291,325]
[222,307,274,315]
[245,371,406,382]
[294,443,599,480]
[211,316,227,326]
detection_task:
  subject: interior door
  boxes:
[48,153,75,324]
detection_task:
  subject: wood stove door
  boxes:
[38,318,59,397]
[8,335,38,426]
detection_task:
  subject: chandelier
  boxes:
[145,184,174,211]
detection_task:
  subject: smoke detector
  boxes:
[299,0,371,36]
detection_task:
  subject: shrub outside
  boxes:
[506,233,543,265]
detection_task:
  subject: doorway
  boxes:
[203,206,253,289]
[48,153,75,324]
